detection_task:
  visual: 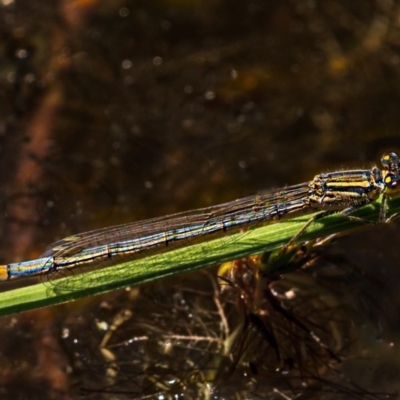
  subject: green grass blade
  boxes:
[0,195,398,317]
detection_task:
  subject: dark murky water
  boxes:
[1,1,400,398]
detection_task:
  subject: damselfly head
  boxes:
[381,151,400,194]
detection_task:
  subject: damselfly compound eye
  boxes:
[385,173,400,192]
[381,151,400,173]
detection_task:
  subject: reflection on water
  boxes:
[60,233,400,399]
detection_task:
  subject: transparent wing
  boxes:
[43,182,310,261]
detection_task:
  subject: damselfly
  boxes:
[2,151,400,281]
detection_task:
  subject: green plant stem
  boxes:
[0,194,399,317]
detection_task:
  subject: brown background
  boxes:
[1,0,400,399]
